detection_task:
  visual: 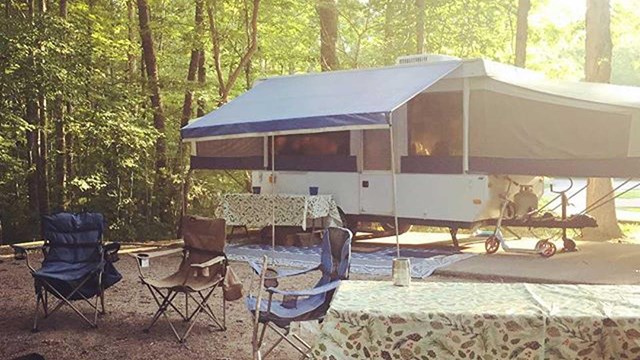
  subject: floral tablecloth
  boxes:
[311,281,640,360]
[218,194,342,230]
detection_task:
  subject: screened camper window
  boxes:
[363,129,391,171]
[408,91,463,156]
[273,131,350,156]
[196,137,263,157]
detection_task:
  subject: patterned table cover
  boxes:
[218,194,342,230]
[311,281,640,360]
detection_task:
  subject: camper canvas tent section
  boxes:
[182,58,640,240]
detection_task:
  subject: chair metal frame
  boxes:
[133,246,228,343]
[248,227,352,360]
[12,241,120,332]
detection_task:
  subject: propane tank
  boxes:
[513,185,538,217]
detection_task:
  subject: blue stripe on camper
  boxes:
[181,112,388,139]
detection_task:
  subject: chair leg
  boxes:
[42,290,48,318]
[184,293,189,322]
[32,293,41,333]
[100,291,106,315]
[144,290,178,333]
[222,295,226,330]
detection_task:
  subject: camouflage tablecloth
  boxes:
[311,281,640,360]
[218,194,342,230]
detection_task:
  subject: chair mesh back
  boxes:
[42,213,104,264]
[320,227,352,283]
[181,216,226,276]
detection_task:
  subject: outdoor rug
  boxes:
[226,243,475,278]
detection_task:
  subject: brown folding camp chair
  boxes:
[133,216,228,343]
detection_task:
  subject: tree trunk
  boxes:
[415,0,425,54]
[36,95,49,216]
[64,102,74,186]
[26,99,40,226]
[59,0,66,17]
[53,0,68,211]
[127,0,137,81]
[207,0,260,104]
[137,0,166,171]
[316,0,338,71]
[196,50,206,117]
[53,97,66,211]
[582,0,621,240]
[195,0,205,116]
[180,50,199,127]
[514,0,530,68]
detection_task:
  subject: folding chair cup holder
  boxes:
[134,216,229,343]
[247,227,353,360]
[16,213,122,332]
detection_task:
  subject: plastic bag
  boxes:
[223,266,243,301]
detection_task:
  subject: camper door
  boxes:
[360,129,394,215]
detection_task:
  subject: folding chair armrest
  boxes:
[191,255,225,268]
[267,280,341,297]
[249,261,319,279]
[10,245,40,272]
[130,247,183,259]
[103,242,121,262]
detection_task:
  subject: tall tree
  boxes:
[317,0,338,71]
[53,0,68,211]
[416,0,425,53]
[137,0,167,172]
[514,0,530,68]
[207,0,260,105]
[583,0,622,240]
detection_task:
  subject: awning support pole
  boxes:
[463,77,470,174]
[271,135,276,254]
[388,115,400,258]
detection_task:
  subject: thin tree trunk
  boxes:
[181,50,199,126]
[127,0,137,81]
[196,50,206,116]
[195,0,206,116]
[582,0,621,240]
[514,0,530,68]
[59,0,66,17]
[316,0,338,71]
[53,0,68,211]
[415,0,425,54]
[36,95,49,215]
[137,0,166,171]
[26,99,40,225]
[65,102,73,187]
[207,0,260,104]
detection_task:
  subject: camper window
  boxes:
[272,131,350,156]
[408,91,463,157]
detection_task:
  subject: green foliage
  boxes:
[1,0,639,244]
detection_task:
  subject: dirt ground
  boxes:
[0,249,469,360]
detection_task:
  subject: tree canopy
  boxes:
[1,0,638,243]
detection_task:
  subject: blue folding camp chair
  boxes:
[246,227,352,359]
[12,213,122,331]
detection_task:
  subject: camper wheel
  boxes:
[381,222,412,236]
[484,235,500,254]
[540,241,556,258]
[562,238,577,252]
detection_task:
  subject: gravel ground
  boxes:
[0,248,472,360]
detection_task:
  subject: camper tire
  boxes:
[381,222,412,236]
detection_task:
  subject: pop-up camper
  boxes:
[181,56,640,255]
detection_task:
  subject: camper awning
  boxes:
[181,61,462,140]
